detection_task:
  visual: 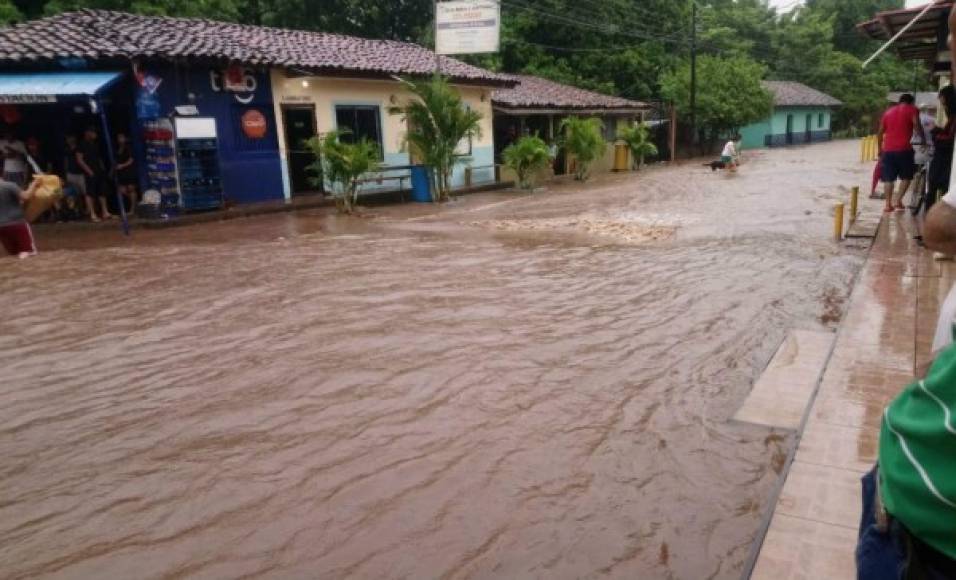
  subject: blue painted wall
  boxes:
[740,106,833,149]
[139,63,284,205]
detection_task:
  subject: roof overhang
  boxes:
[492,105,648,116]
[0,71,124,104]
[857,2,952,62]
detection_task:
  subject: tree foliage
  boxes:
[0,0,20,24]
[618,123,658,170]
[388,75,483,202]
[502,135,551,191]
[661,55,772,143]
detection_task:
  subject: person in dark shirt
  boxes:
[0,176,40,258]
[76,126,113,221]
[113,132,138,213]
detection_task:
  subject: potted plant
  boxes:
[502,135,551,191]
[306,130,382,214]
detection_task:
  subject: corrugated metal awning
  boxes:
[0,71,124,104]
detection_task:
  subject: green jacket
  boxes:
[880,345,956,559]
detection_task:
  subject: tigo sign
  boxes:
[436,0,500,55]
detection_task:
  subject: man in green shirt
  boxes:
[857,345,956,579]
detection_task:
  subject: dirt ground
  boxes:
[1,140,871,579]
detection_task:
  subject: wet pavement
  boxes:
[751,209,956,580]
[1,141,870,579]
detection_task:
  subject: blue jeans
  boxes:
[856,467,906,580]
[857,467,956,580]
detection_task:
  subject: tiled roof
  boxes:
[492,74,648,111]
[0,10,512,85]
[762,80,842,108]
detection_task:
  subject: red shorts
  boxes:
[0,221,37,256]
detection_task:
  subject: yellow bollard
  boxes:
[850,186,859,224]
[861,138,866,163]
[834,203,845,241]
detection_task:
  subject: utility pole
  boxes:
[690,0,697,146]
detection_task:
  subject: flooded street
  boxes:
[1,141,870,579]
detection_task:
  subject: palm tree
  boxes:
[389,75,483,202]
[618,123,658,170]
[559,117,605,181]
[306,130,382,214]
[502,135,551,191]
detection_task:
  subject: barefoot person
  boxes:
[113,133,138,213]
[878,93,926,213]
[0,175,40,258]
[76,126,113,222]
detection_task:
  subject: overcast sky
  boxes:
[767,0,923,11]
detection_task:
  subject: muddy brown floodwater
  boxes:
[1,141,871,580]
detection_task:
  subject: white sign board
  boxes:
[436,1,500,55]
[174,117,218,139]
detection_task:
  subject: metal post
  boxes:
[96,98,130,236]
[690,0,697,146]
[850,186,859,223]
[834,203,845,241]
[670,104,677,162]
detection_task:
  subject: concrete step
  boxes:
[734,330,836,430]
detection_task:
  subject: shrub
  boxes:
[502,135,551,190]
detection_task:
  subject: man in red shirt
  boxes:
[878,93,927,213]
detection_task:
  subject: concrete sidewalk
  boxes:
[749,210,956,579]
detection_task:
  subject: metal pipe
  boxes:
[851,186,859,223]
[96,98,130,236]
[834,202,845,241]
[862,2,938,68]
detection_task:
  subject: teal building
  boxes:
[740,81,842,149]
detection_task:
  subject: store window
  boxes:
[335,105,383,157]
[455,103,473,156]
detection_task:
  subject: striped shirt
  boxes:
[880,345,956,560]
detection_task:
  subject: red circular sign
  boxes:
[241,109,267,139]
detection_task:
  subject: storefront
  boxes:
[132,62,284,207]
[0,70,137,228]
[270,72,498,199]
[0,9,513,220]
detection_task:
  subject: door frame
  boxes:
[805,113,813,143]
[280,104,321,195]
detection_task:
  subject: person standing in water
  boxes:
[0,175,40,258]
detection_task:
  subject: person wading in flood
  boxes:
[0,175,40,259]
[878,94,926,213]
[721,135,741,172]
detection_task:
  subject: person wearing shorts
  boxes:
[76,126,113,222]
[114,132,138,213]
[878,94,925,213]
[0,176,39,258]
[721,135,741,172]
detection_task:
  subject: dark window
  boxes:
[335,105,383,157]
[818,113,825,128]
